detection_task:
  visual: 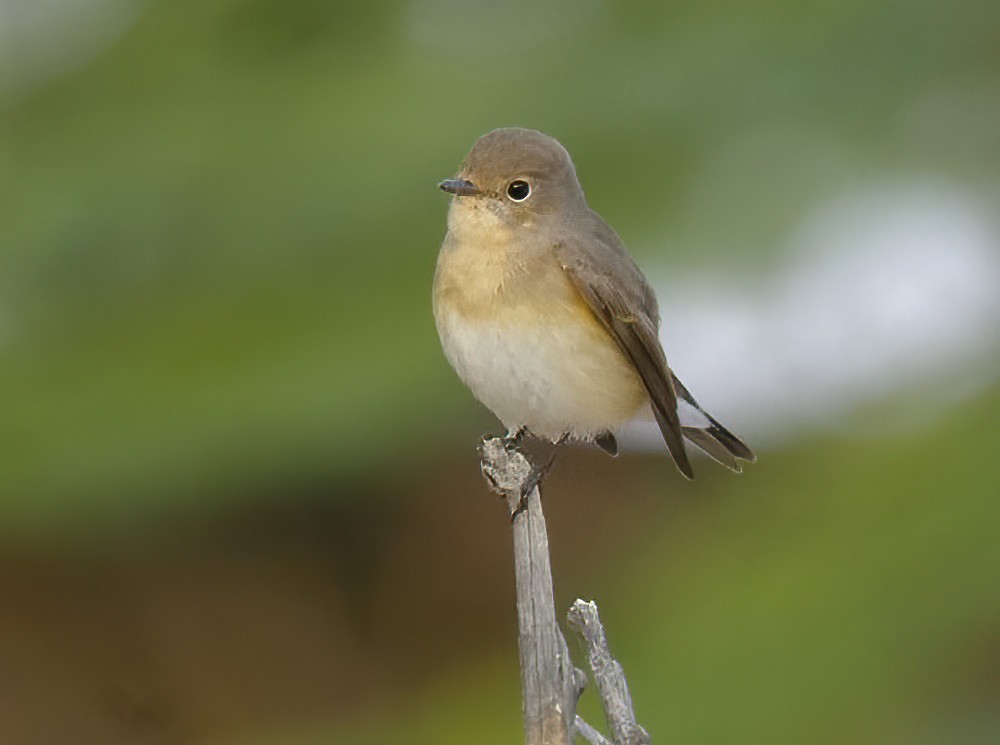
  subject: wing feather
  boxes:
[552,211,753,479]
[555,240,694,479]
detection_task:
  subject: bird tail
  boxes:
[672,374,755,473]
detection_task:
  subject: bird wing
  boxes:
[553,229,694,479]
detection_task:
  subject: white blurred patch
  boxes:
[0,0,144,99]
[623,183,1000,451]
[677,396,711,429]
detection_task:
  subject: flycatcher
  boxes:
[433,127,754,478]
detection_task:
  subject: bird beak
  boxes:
[438,178,480,197]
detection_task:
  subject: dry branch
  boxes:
[479,437,650,745]
[480,437,585,744]
[568,600,650,745]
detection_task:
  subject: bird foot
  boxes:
[479,435,556,520]
[501,426,528,450]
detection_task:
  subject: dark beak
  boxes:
[438,178,480,197]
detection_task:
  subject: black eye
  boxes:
[506,180,531,201]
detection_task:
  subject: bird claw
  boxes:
[502,426,528,450]
[507,453,556,522]
[479,434,556,520]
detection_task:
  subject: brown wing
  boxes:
[555,238,694,479]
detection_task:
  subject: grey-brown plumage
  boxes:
[434,127,754,478]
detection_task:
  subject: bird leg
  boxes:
[509,452,556,522]
[503,426,528,449]
[479,434,557,520]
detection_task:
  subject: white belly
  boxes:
[435,308,647,440]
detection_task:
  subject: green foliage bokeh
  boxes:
[1,1,998,743]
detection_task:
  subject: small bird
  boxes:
[433,128,754,478]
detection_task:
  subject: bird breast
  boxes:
[432,229,647,439]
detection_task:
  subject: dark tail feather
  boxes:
[651,399,695,480]
[595,431,619,456]
[681,426,743,472]
[672,374,756,471]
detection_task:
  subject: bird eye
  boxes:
[506,180,531,202]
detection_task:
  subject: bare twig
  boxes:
[479,438,650,745]
[480,437,585,745]
[575,715,614,745]
[568,600,650,745]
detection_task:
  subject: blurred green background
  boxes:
[2,0,999,743]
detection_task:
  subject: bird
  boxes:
[432,127,754,478]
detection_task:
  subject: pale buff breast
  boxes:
[433,222,648,440]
